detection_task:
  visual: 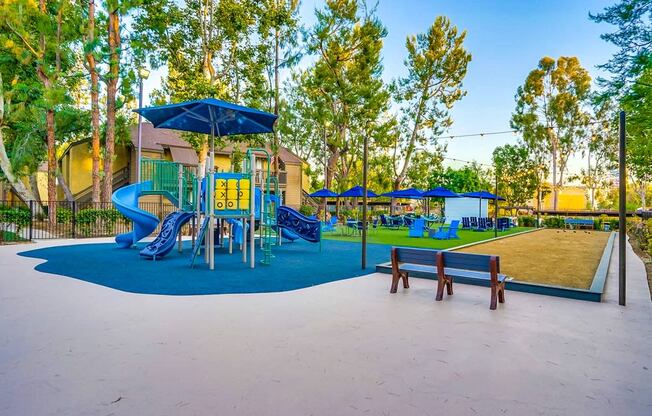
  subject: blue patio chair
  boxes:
[470,217,478,228]
[389,215,403,228]
[322,215,338,232]
[430,220,461,240]
[403,216,414,228]
[372,218,379,232]
[462,217,471,229]
[408,218,425,238]
[474,217,488,232]
[486,217,494,229]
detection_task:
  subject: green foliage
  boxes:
[542,216,565,229]
[0,204,31,229]
[56,207,73,224]
[511,56,592,210]
[75,207,128,237]
[388,15,470,190]
[518,215,536,227]
[493,144,541,208]
[590,0,652,91]
[427,163,491,194]
[299,204,315,216]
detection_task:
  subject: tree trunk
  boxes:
[198,138,209,177]
[57,171,74,202]
[86,0,101,203]
[273,27,280,177]
[102,8,120,202]
[46,109,57,222]
[551,143,558,211]
[29,175,42,205]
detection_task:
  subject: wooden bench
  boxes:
[564,218,594,230]
[390,247,511,310]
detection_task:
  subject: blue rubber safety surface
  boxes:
[18,239,391,296]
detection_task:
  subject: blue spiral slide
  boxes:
[112,182,160,248]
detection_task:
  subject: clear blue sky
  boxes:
[297,0,617,173]
[144,0,617,175]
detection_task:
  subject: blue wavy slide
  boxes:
[112,181,160,248]
[140,211,195,259]
[276,206,321,243]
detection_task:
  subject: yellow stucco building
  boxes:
[528,185,590,211]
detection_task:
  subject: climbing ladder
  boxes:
[260,176,279,265]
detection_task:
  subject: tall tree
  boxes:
[0,67,42,204]
[1,0,81,219]
[102,0,120,202]
[390,16,471,198]
[135,0,271,176]
[304,0,388,197]
[592,0,652,209]
[590,0,652,92]
[511,56,591,211]
[573,98,618,210]
[257,0,300,175]
[492,143,541,211]
[621,68,652,209]
[83,0,102,203]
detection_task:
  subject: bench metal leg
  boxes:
[490,284,498,310]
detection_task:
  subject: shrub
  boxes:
[75,208,126,236]
[0,205,31,231]
[543,216,565,229]
[56,207,73,224]
[298,205,315,217]
[518,215,535,227]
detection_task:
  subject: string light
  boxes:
[435,130,517,140]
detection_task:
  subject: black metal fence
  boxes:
[0,200,193,244]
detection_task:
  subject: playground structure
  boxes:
[112,149,321,269]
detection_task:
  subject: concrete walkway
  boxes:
[0,236,651,416]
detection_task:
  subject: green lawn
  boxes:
[322,225,532,249]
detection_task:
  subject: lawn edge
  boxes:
[447,227,541,252]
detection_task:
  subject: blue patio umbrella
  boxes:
[339,185,378,198]
[423,187,460,198]
[134,98,277,137]
[381,188,424,198]
[309,188,339,198]
[422,186,459,218]
[462,190,505,201]
[462,190,505,219]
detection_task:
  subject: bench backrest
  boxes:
[565,218,593,225]
[392,247,499,273]
[440,251,499,273]
[392,247,439,266]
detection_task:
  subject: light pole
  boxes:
[618,111,626,306]
[136,67,150,183]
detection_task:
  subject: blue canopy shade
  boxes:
[462,191,506,201]
[423,187,460,198]
[381,188,424,199]
[339,185,378,198]
[134,98,277,136]
[309,188,338,198]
